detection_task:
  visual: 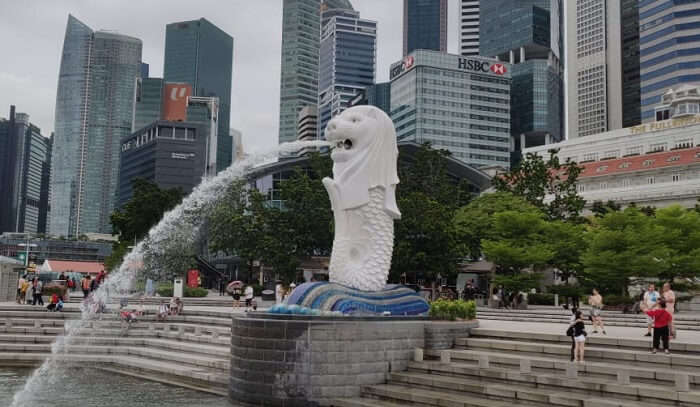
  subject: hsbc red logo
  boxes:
[490,63,506,75]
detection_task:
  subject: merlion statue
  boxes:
[322,106,400,292]
[269,106,429,315]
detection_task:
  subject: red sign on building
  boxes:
[162,83,192,122]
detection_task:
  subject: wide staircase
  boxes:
[477,307,700,331]
[0,305,232,395]
[327,328,700,407]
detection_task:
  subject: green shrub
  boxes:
[42,284,66,298]
[155,283,208,297]
[430,299,476,321]
[528,293,555,305]
[602,294,634,306]
[184,286,208,297]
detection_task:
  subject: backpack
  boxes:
[566,326,574,336]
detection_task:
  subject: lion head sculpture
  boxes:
[324,105,401,219]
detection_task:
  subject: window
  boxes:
[602,150,619,160]
[582,152,598,162]
[622,179,631,188]
[648,142,666,153]
[672,174,681,182]
[648,177,655,185]
[625,146,642,156]
[674,138,693,149]
[577,184,586,193]
[600,182,608,190]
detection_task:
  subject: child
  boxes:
[644,299,672,354]
[569,311,587,362]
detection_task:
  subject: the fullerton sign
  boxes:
[629,115,700,135]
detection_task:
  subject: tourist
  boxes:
[643,283,660,336]
[20,277,30,305]
[588,289,606,335]
[232,285,242,308]
[497,285,509,309]
[58,272,66,281]
[81,275,91,298]
[218,279,226,296]
[662,282,676,338]
[643,299,672,354]
[169,296,178,315]
[46,293,59,312]
[175,297,184,315]
[17,275,26,304]
[33,278,44,306]
[244,284,254,310]
[156,301,169,321]
[567,307,579,361]
[56,297,64,312]
[275,281,284,304]
[569,310,587,362]
[462,283,476,301]
[90,275,98,292]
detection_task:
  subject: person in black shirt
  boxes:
[569,311,587,362]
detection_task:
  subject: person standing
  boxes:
[570,311,587,362]
[33,278,44,306]
[567,307,578,361]
[463,283,476,301]
[16,275,26,304]
[244,285,254,311]
[232,286,242,308]
[588,289,606,334]
[20,278,30,305]
[275,281,284,304]
[81,275,91,298]
[643,283,660,336]
[662,282,676,338]
[643,300,672,354]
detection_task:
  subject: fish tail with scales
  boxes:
[329,187,394,292]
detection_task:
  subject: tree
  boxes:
[546,220,587,284]
[581,207,670,295]
[111,178,185,243]
[278,153,333,258]
[390,144,471,284]
[106,179,185,272]
[492,150,585,221]
[454,192,539,260]
[590,200,621,218]
[652,206,700,282]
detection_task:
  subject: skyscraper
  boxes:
[565,0,640,139]
[639,0,700,123]
[164,18,233,172]
[403,0,448,56]
[279,0,322,144]
[459,0,480,56]
[317,8,377,138]
[0,107,53,234]
[481,0,563,158]
[50,15,142,237]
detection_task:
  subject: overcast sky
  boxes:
[0,0,459,153]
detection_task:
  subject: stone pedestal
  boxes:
[230,313,478,406]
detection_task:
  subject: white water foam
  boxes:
[11,140,331,406]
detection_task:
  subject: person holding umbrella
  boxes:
[227,280,243,308]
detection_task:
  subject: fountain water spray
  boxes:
[11,139,331,406]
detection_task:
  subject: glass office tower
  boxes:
[480,0,563,160]
[317,8,377,138]
[164,18,233,172]
[0,107,52,234]
[403,0,448,56]
[639,0,700,122]
[50,15,142,237]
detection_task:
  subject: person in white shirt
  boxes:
[244,285,254,310]
[643,283,660,337]
[275,282,284,304]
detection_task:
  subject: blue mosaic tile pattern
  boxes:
[270,282,429,316]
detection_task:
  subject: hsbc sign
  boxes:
[390,56,415,79]
[457,58,507,75]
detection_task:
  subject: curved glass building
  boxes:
[50,15,141,237]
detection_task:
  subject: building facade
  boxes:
[565,0,640,139]
[459,0,480,57]
[0,107,52,234]
[403,0,448,56]
[524,114,700,209]
[279,0,323,144]
[297,105,318,142]
[639,0,700,123]
[480,0,563,158]
[0,233,113,264]
[133,77,164,131]
[164,18,233,173]
[317,8,377,138]
[50,15,142,237]
[390,50,511,168]
[118,121,207,207]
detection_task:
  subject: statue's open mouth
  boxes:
[333,139,353,150]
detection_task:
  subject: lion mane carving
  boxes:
[322,105,401,292]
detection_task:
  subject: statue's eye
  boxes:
[344,139,353,150]
[350,117,360,123]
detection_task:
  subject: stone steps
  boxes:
[0,352,228,395]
